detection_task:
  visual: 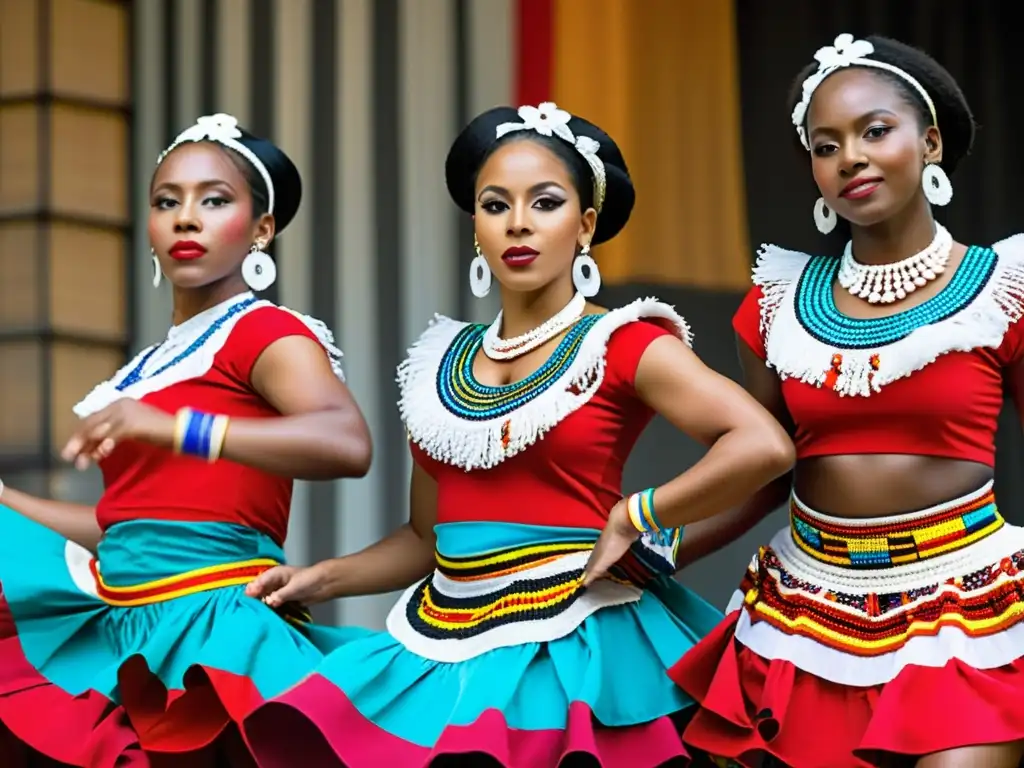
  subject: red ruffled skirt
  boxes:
[670,483,1024,767]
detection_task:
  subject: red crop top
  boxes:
[734,276,1024,466]
[410,317,678,530]
[96,306,325,545]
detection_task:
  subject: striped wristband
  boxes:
[626,487,664,533]
[173,408,231,462]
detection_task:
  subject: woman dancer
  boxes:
[671,34,1024,768]
[241,102,794,767]
[0,113,372,766]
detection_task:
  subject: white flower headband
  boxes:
[791,34,938,151]
[156,113,276,215]
[495,102,607,213]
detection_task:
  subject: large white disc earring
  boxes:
[242,244,276,291]
[151,250,162,288]
[469,236,491,298]
[813,197,837,234]
[572,244,601,297]
[922,163,953,206]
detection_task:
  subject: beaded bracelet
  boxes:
[173,408,230,462]
[626,487,664,533]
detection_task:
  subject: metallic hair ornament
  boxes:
[156,114,276,216]
[495,102,607,213]
[791,34,938,151]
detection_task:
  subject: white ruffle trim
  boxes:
[398,298,691,471]
[386,550,641,663]
[73,299,345,418]
[754,233,1024,396]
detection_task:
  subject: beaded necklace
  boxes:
[116,297,258,390]
[795,245,996,350]
[437,314,601,421]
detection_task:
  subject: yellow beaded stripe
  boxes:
[750,584,1024,655]
[91,557,281,607]
[414,576,582,633]
[408,538,613,640]
[741,544,1024,657]
[790,490,1001,569]
[436,541,594,582]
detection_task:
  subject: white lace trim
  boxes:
[753,233,1024,396]
[398,298,691,471]
[73,294,345,418]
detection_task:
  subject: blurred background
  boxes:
[1,0,1021,627]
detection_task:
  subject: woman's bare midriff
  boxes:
[794,454,995,518]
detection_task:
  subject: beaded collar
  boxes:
[795,246,996,350]
[438,314,602,422]
[399,298,691,471]
[752,235,1024,397]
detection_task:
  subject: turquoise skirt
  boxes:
[0,505,366,766]
[245,522,724,767]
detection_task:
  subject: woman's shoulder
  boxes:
[223,302,345,382]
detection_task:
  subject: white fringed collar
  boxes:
[399,298,691,471]
[753,233,1024,396]
[74,292,345,418]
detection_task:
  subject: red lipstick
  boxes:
[169,240,207,260]
[840,177,883,199]
[501,245,539,267]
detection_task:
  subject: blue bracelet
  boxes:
[180,409,215,458]
[627,487,666,533]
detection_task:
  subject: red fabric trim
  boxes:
[515,0,554,105]
[244,674,690,768]
[670,611,1024,767]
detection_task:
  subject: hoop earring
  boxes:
[151,249,162,288]
[242,243,276,291]
[572,243,601,297]
[813,197,837,234]
[922,163,953,206]
[469,235,491,298]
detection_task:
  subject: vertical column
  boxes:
[397,0,458,495]
[271,0,314,568]
[335,0,389,628]
[132,0,169,350]
[462,0,512,324]
[0,0,132,500]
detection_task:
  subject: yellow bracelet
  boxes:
[626,488,661,533]
[208,415,231,462]
[172,408,192,454]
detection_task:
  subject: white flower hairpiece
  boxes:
[496,102,607,213]
[156,113,276,215]
[791,33,938,151]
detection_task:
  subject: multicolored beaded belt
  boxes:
[411,541,592,638]
[407,531,680,641]
[90,557,311,621]
[790,486,1003,569]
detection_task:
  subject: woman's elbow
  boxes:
[323,419,373,479]
[757,424,796,477]
[341,430,373,478]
